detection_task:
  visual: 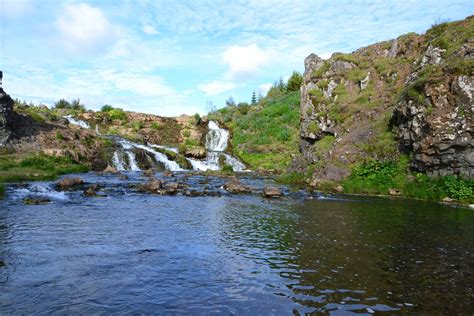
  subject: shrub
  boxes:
[194,113,201,125]
[443,176,473,201]
[311,61,330,78]
[287,71,303,91]
[54,99,71,109]
[55,131,65,141]
[108,108,127,121]
[101,105,114,112]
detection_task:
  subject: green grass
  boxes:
[341,157,474,203]
[222,91,301,172]
[0,154,89,197]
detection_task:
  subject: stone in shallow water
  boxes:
[263,186,282,198]
[24,197,51,205]
[223,178,251,194]
[56,177,84,191]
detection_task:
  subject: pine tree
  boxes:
[251,91,257,104]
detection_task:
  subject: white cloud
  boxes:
[198,81,236,96]
[56,3,117,52]
[142,24,158,35]
[258,83,273,95]
[223,44,269,80]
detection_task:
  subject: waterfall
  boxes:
[112,139,183,171]
[112,151,126,171]
[126,151,140,171]
[206,121,229,151]
[64,115,90,129]
[187,121,245,172]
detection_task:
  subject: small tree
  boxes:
[225,97,236,107]
[251,91,257,105]
[287,71,303,91]
[70,99,85,112]
[278,76,286,92]
[101,104,114,112]
[54,99,71,109]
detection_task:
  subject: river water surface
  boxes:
[1,172,473,314]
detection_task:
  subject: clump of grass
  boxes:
[276,172,307,187]
[311,61,330,78]
[333,53,361,65]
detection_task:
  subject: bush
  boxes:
[101,105,114,112]
[287,71,303,91]
[443,176,473,201]
[54,99,71,109]
[108,108,127,121]
[151,122,162,130]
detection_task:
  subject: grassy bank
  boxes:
[0,153,89,199]
[341,157,473,203]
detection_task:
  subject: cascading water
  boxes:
[64,115,90,129]
[111,139,183,172]
[62,115,244,172]
[186,121,246,171]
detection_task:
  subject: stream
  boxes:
[0,171,473,314]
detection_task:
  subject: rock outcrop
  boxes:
[299,16,473,180]
[0,84,16,146]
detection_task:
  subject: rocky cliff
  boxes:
[0,87,16,145]
[300,16,473,181]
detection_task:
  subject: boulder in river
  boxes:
[333,185,344,193]
[263,186,282,198]
[142,168,154,177]
[83,184,101,197]
[24,197,51,205]
[224,178,251,194]
[57,177,84,191]
[138,178,163,193]
[103,165,119,174]
[163,169,174,177]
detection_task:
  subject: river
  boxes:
[0,171,473,314]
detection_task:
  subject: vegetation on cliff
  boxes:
[208,74,302,172]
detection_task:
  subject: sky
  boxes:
[0,0,472,117]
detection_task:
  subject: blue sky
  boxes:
[0,0,472,116]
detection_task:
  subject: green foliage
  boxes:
[101,105,114,112]
[151,122,162,130]
[54,99,71,109]
[443,176,473,201]
[426,17,474,59]
[55,131,65,141]
[332,82,347,97]
[362,131,398,159]
[0,183,4,199]
[311,61,330,78]
[276,172,307,186]
[182,129,191,137]
[222,164,234,173]
[307,121,320,134]
[131,121,144,131]
[373,58,396,75]
[316,80,329,89]
[0,154,88,186]
[347,68,367,83]
[54,99,85,112]
[342,157,474,203]
[287,71,303,91]
[108,108,127,121]
[314,135,336,153]
[194,113,201,125]
[333,53,361,65]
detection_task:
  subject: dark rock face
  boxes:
[393,47,473,178]
[0,87,15,146]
